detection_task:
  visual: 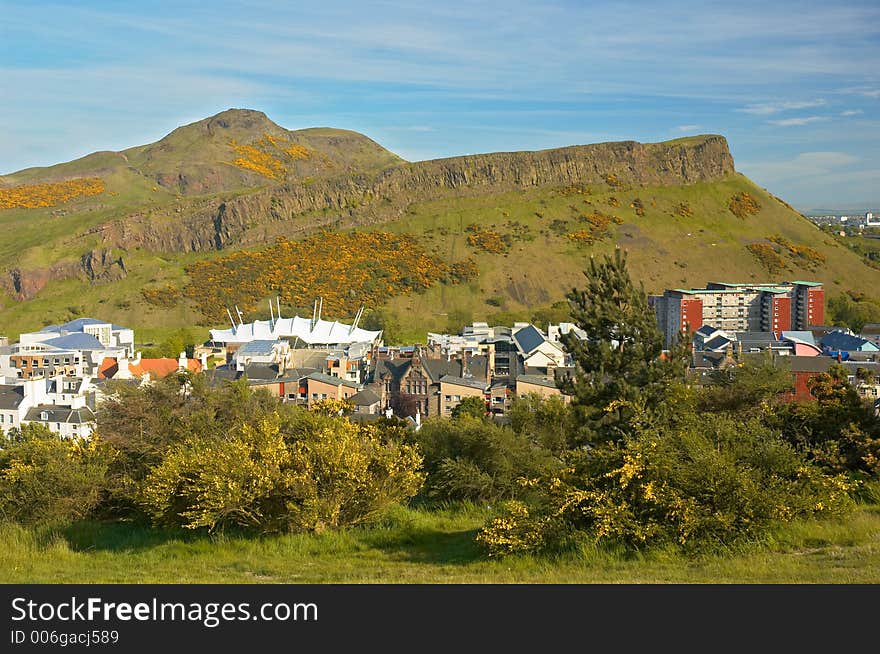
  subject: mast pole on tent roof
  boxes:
[312,299,318,329]
[234,306,244,327]
[269,300,275,329]
[276,296,282,320]
[226,308,237,333]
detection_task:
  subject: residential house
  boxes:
[861,323,880,348]
[304,372,361,408]
[513,325,567,370]
[515,374,568,401]
[23,405,96,439]
[438,375,488,418]
[349,388,382,415]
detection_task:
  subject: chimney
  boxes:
[200,352,208,370]
[462,350,470,377]
[133,351,141,365]
[487,343,495,384]
[178,351,187,371]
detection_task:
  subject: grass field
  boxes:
[3,503,879,584]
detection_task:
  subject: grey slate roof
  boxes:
[513,325,546,355]
[25,405,96,424]
[41,333,105,351]
[516,374,558,389]
[703,336,733,351]
[439,375,487,391]
[695,325,720,338]
[306,372,361,389]
[0,385,25,410]
[349,388,381,406]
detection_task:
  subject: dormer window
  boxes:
[40,411,49,421]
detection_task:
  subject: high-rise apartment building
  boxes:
[649,281,824,346]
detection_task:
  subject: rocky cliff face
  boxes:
[4,249,127,300]
[99,135,736,254]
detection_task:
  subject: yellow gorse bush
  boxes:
[0,177,105,210]
[229,133,313,180]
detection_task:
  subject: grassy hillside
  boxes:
[2,172,880,345]
[2,110,878,345]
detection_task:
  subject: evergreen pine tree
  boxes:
[558,248,681,445]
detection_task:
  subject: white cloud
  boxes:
[738,100,826,115]
[740,151,859,184]
[674,124,702,132]
[841,109,864,116]
[767,116,827,127]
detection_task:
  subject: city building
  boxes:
[650,281,825,346]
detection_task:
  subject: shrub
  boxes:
[411,416,560,503]
[728,192,761,219]
[0,424,114,525]
[477,411,854,555]
[747,242,788,274]
[140,411,423,533]
[676,202,693,218]
[0,177,105,210]
[185,230,458,322]
[466,224,509,253]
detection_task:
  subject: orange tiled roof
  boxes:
[98,357,119,379]
[128,358,203,378]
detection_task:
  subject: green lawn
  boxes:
[3,503,879,584]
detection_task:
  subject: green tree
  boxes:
[410,415,560,503]
[451,395,487,420]
[0,424,114,525]
[558,248,683,446]
[361,308,401,345]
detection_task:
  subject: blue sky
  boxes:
[1,0,878,210]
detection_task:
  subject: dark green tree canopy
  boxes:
[558,248,683,445]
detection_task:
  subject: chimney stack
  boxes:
[487,343,495,384]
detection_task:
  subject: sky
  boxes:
[1,0,878,211]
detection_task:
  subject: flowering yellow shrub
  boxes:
[747,242,788,273]
[139,412,424,533]
[185,230,473,322]
[728,192,761,219]
[230,133,313,180]
[565,210,622,245]
[466,224,509,253]
[0,177,105,210]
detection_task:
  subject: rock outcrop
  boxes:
[4,248,127,300]
[100,135,736,254]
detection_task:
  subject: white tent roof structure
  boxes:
[210,300,381,347]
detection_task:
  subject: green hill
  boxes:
[1,109,878,344]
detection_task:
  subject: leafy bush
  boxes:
[477,409,854,555]
[185,230,459,322]
[0,177,105,210]
[410,416,560,503]
[140,411,423,533]
[728,192,761,219]
[0,424,114,525]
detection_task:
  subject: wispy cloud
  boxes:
[740,151,859,183]
[674,124,702,132]
[841,109,864,116]
[767,116,827,127]
[738,100,826,115]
